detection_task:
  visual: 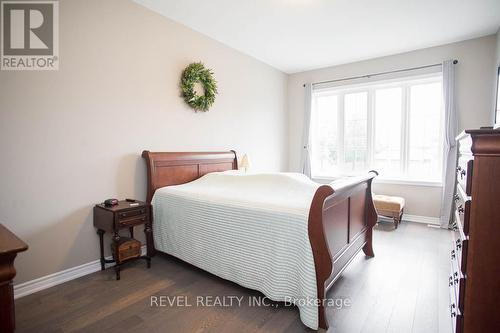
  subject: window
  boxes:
[310,73,443,184]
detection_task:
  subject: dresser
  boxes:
[0,224,28,333]
[450,129,500,333]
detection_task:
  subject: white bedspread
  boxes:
[152,171,321,329]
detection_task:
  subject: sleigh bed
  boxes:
[142,150,378,330]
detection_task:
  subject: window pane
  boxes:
[311,95,338,176]
[408,82,443,181]
[343,92,368,173]
[373,88,402,178]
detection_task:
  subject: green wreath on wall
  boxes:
[180,62,218,112]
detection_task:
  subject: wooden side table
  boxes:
[0,224,28,333]
[93,200,154,280]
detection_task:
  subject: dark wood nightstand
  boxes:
[93,200,154,280]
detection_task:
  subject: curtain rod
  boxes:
[304,59,458,87]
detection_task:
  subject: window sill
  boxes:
[312,176,443,188]
[373,178,443,187]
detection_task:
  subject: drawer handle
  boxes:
[120,213,127,218]
[456,243,462,250]
[458,205,464,214]
[456,166,466,179]
[454,194,460,201]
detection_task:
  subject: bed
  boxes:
[142,150,378,330]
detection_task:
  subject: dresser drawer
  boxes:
[449,271,463,333]
[451,228,468,275]
[456,158,473,196]
[449,256,464,333]
[449,272,458,317]
[457,276,466,314]
[449,257,459,312]
[452,314,464,333]
[459,238,468,275]
[453,203,469,239]
[450,246,466,310]
[454,186,471,235]
[452,251,467,277]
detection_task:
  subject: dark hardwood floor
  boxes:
[15,222,452,333]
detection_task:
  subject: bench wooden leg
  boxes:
[393,209,404,229]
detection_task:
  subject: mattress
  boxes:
[151,171,321,329]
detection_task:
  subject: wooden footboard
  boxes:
[308,171,378,330]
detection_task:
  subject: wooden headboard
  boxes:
[141,150,238,202]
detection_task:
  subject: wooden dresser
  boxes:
[450,129,500,333]
[0,224,28,333]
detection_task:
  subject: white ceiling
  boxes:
[134,0,500,74]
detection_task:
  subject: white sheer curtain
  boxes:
[440,60,458,228]
[300,83,313,177]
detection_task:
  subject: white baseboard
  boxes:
[14,246,146,299]
[403,214,440,225]
[378,214,440,226]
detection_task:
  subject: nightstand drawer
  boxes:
[119,215,147,227]
[118,208,147,220]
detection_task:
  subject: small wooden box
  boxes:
[111,237,141,264]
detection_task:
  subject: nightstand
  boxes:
[93,200,154,280]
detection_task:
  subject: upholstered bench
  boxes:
[373,194,405,229]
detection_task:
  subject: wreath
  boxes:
[180,62,218,112]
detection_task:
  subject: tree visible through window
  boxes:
[310,74,443,183]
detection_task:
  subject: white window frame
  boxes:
[310,72,444,187]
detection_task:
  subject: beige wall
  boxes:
[288,36,498,217]
[0,0,288,284]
